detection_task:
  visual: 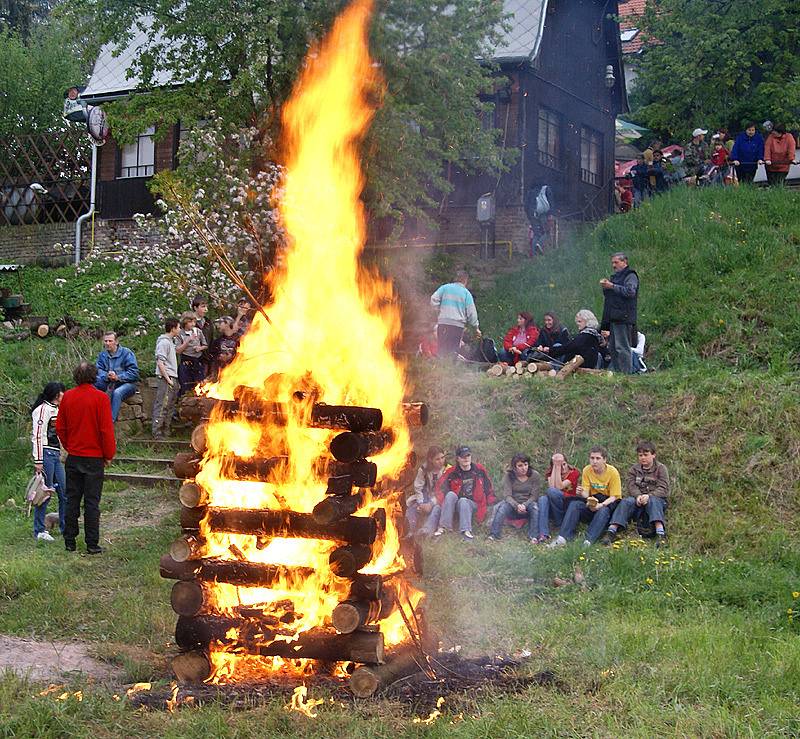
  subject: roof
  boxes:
[618,0,647,54]
[493,0,549,63]
[83,3,551,102]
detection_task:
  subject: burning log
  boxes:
[325,475,354,496]
[173,452,202,480]
[174,615,286,651]
[312,492,365,525]
[402,402,428,427]
[329,543,373,576]
[310,404,383,433]
[190,423,208,453]
[349,644,423,698]
[179,482,207,508]
[324,460,378,488]
[347,573,383,601]
[330,430,394,463]
[172,650,212,684]
[180,505,205,531]
[170,535,204,563]
[206,508,378,545]
[331,590,396,634]
[556,355,584,380]
[171,580,213,617]
[159,553,314,586]
[253,629,384,664]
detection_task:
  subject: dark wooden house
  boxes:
[81,0,626,251]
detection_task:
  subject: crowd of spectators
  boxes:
[616,121,799,211]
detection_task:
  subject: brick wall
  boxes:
[0,222,75,265]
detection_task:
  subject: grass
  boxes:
[0,185,799,736]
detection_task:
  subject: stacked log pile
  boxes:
[486,356,611,379]
[162,391,428,692]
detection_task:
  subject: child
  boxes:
[177,311,207,395]
[208,316,239,378]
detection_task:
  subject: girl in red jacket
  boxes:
[498,312,539,365]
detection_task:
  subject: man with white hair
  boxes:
[600,253,639,374]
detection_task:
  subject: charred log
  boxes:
[171,580,212,617]
[332,590,396,634]
[325,475,354,496]
[180,505,205,530]
[173,452,202,480]
[170,535,205,562]
[311,491,365,525]
[159,554,314,587]
[323,460,378,488]
[253,628,384,664]
[349,644,423,697]
[329,543,373,576]
[346,573,384,602]
[330,430,394,463]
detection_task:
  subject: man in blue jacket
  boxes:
[730,123,765,184]
[95,331,140,422]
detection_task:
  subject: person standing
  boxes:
[430,270,481,358]
[683,128,709,181]
[95,331,140,422]
[56,362,116,554]
[763,124,797,187]
[433,446,495,540]
[600,253,639,374]
[488,453,543,543]
[191,294,213,373]
[30,382,67,541]
[152,318,180,439]
[176,311,207,395]
[730,124,765,184]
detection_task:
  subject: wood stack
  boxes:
[162,392,429,690]
[486,357,611,379]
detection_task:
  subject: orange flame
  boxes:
[189,0,422,683]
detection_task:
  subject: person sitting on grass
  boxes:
[488,453,543,543]
[546,310,602,370]
[536,452,581,542]
[497,312,539,365]
[548,446,621,547]
[433,446,495,541]
[406,446,446,537]
[536,312,570,355]
[94,331,140,423]
[601,441,670,547]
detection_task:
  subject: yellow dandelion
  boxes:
[666,592,672,597]
[792,592,800,599]
[645,577,654,585]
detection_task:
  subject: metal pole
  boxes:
[74,143,98,266]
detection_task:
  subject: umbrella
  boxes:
[616,118,649,142]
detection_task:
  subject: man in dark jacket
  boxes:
[730,123,765,184]
[601,441,670,547]
[56,362,116,554]
[600,253,639,374]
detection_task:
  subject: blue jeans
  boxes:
[439,491,478,533]
[489,500,538,539]
[405,500,435,535]
[610,496,667,530]
[33,448,66,536]
[559,499,618,543]
[95,380,137,422]
[418,503,442,535]
[537,487,580,536]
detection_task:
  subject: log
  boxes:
[180,505,206,530]
[160,553,314,586]
[173,451,202,480]
[515,362,526,375]
[332,590,396,634]
[175,615,280,651]
[171,580,212,617]
[178,395,216,424]
[349,644,422,697]
[486,364,504,377]
[556,355,584,380]
[190,423,208,453]
[312,491,365,525]
[172,650,212,683]
[503,365,516,376]
[526,362,538,374]
[225,455,288,481]
[253,629,384,665]
[206,509,378,546]
[402,402,429,427]
[329,543,373,576]
[330,430,394,463]
[170,535,205,562]
[179,482,207,508]
[347,573,384,602]
[323,460,378,488]
[531,361,552,372]
[325,475,354,496]
[576,367,612,376]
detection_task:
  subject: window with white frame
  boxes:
[119,126,155,178]
[537,108,561,170]
[580,126,603,186]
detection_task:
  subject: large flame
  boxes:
[191,0,421,682]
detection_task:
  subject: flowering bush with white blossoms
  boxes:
[80,117,284,329]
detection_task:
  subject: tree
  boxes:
[630,0,800,139]
[64,0,511,222]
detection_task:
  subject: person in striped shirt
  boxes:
[430,270,481,358]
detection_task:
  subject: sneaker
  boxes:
[537,535,550,544]
[433,528,445,537]
[462,530,474,540]
[529,537,538,545]
[64,541,76,552]
[655,533,667,548]
[582,539,592,548]
[487,535,499,542]
[87,545,104,555]
[600,530,618,547]
[36,531,54,542]
[547,535,567,549]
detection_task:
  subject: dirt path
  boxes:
[0,635,122,683]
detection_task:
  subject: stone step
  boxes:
[112,456,175,465]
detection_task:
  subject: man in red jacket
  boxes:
[56,362,116,554]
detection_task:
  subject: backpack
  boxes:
[26,473,53,514]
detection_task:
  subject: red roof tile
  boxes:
[618,0,648,54]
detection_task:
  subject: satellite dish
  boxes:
[87,106,110,145]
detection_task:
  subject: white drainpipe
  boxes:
[74,143,98,266]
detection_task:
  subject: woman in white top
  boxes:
[30,382,66,542]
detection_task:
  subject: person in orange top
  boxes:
[763,124,798,186]
[56,362,116,554]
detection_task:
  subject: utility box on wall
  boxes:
[477,193,495,223]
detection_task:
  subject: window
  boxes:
[537,108,561,170]
[119,127,155,178]
[580,126,603,186]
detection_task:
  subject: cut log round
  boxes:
[504,365,516,376]
[170,535,204,562]
[526,362,538,374]
[179,482,207,508]
[160,553,314,586]
[401,402,429,427]
[515,362,526,375]
[36,324,49,338]
[179,505,205,530]
[172,650,211,683]
[206,508,378,545]
[329,543,373,576]
[349,645,422,697]
[486,364,504,377]
[556,355,584,380]
[332,590,396,634]
[173,452,201,480]
[330,430,394,463]
[312,492,365,525]
[171,580,212,617]
[190,423,208,454]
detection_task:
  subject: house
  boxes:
[79,1,626,253]
[617,0,649,91]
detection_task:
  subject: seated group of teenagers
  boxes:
[405,442,670,547]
